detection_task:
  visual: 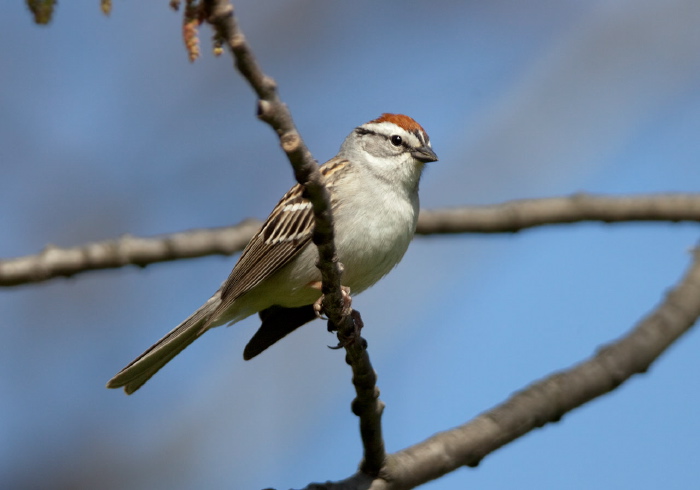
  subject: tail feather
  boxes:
[107,295,220,395]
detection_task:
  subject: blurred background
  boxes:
[2,1,700,488]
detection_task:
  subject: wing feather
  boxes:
[219,185,313,303]
[216,157,351,311]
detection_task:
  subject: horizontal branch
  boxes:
[0,220,261,286]
[2,193,699,287]
[416,193,700,234]
[304,245,700,489]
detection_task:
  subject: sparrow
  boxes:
[107,113,437,394]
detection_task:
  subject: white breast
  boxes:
[332,179,419,294]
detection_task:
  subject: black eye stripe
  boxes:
[355,127,417,151]
[392,135,413,152]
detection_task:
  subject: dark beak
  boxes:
[412,145,438,163]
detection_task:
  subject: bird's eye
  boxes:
[390,135,403,146]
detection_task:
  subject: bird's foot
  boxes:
[313,285,352,319]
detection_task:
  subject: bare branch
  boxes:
[306,246,700,489]
[201,0,385,473]
[416,193,700,234]
[341,311,386,475]
[202,0,347,322]
[3,194,700,287]
[0,220,261,287]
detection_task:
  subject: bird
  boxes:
[107,113,438,394]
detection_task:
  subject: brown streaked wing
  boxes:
[216,157,350,311]
[218,184,314,304]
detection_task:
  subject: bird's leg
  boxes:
[307,281,363,349]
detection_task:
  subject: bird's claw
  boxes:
[313,285,352,319]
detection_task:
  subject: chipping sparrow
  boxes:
[107,113,438,394]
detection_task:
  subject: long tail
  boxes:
[107,293,222,395]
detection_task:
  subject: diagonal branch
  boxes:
[3,194,700,287]
[201,0,386,474]
[202,0,353,329]
[201,0,344,314]
[382,246,700,487]
[300,245,700,489]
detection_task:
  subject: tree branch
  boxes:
[416,193,700,234]
[342,311,386,476]
[3,194,700,287]
[201,0,385,474]
[0,220,261,286]
[16,3,700,490]
[300,245,700,489]
[202,0,349,324]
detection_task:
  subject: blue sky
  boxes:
[2,1,700,488]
